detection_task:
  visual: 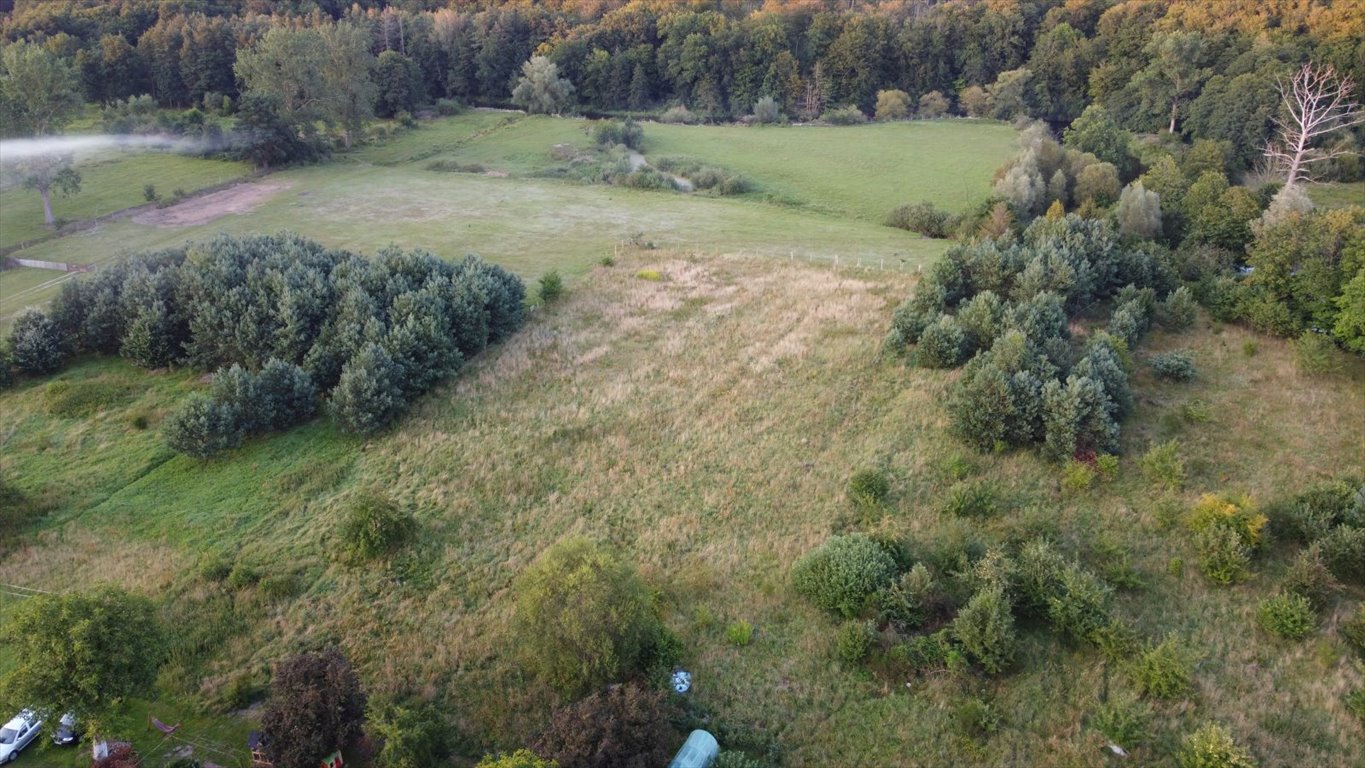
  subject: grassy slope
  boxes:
[3,252,1363,767]
[2,114,998,329]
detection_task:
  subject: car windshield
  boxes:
[0,727,16,744]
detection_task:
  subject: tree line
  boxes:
[3,0,1363,172]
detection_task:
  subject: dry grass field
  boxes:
[3,248,1362,766]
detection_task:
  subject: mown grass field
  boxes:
[3,248,1363,767]
[0,150,250,249]
[1,113,1012,328]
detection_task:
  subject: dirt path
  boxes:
[132,181,291,228]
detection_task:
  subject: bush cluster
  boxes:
[653,157,748,195]
[1255,592,1316,640]
[593,118,644,150]
[887,201,955,238]
[1150,350,1197,381]
[164,360,318,457]
[25,234,525,450]
[888,215,1173,460]
[1178,723,1256,768]
[821,105,867,125]
[792,534,898,618]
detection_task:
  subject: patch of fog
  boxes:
[0,133,226,163]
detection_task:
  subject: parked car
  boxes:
[51,713,78,746]
[0,710,42,763]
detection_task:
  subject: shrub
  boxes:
[1342,607,1365,656]
[163,394,244,458]
[8,309,66,375]
[887,201,954,238]
[877,564,934,631]
[1061,460,1097,494]
[659,105,698,124]
[532,682,674,768]
[331,343,404,435]
[918,315,966,368]
[874,89,911,120]
[1150,350,1197,381]
[835,620,875,664]
[822,105,867,125]
[1130,635,1194,699]
[956,291,1006,353]
[369,701,449,768]
[951,697,1000,742]
[1317,525,1365,584]
[253,360,319,430]
[1282,547,1338,611]
[1194,526,1251,585]
[1186,493,1267,550]
[1092,694,1152,748]
[1178,723,1256,768]
[952,586,1016,675]
[1096,453,1119,481]
[1158,286,1198,331]
[476,751,555,768]
[791,534,898,618]
[513,537,660,696]
[435,98,463,116]
[848,468,890,507]
[1268,479,1362,543]
[538,270,564,303]
[725,620,753,647]
[1140,440,1186,491]
[261,650,367,768]
[1108,299,1150,348]
[1047,567,1114,644]
[751,96,782,124]
[918,90,950,119]
[1293,332,1341,375]
[1256,592,1316,640]
[339,490,416,560]
[942,479,1000,518]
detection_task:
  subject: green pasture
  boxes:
[3,112,1007,329]
[0,150,250,249]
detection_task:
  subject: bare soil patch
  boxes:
[133,181,291,228]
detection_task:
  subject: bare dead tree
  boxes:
[1264,62,1364,189]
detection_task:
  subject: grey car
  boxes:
[0,710,42,763]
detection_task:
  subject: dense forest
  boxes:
[2,0,1363,174]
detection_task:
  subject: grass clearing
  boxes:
[0,150,250,249]
[1307,181,1364,209]
[2,251,1361,766]
[2,112,988,329]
